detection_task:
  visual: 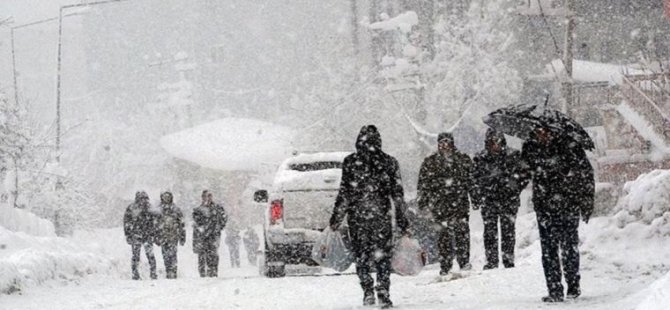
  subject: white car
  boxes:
[256,152,350,277]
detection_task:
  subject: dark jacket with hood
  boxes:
[156,192,186,246]
[123,191,158,244]
[192,201,227,253]
[472,129,529,213]
[417,136,474,221]
[521,133,595,219]
[330,125,410,255]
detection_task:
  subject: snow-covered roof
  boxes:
[535,59,652,85]
[160,118,295,171]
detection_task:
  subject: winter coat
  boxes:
[225,227,241,246]
[243,229,260,250]
[330,125,410,255]
[123,202,158,244]
[192,203,227,254]
[472,130,529,213]
[521,135,595,219]
[417,150,474,221]
[157,203,186,246]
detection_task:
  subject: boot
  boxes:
[363,289,375,306]
[377,291,393,309]
[541,295,564,303]
[566,287,581,299]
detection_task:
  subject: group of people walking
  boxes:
[123,189,260,279]
[331,124,594,308]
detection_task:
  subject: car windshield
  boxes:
[288,161,342,171]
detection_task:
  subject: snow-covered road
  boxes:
[3,213,667,310]
[1,257,661,310]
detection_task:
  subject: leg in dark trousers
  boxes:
[162,243,178,279]
[500,210,517,268]
[206,243,220,277]
[198,253,207,277]
[437,223,455,274]
[143,242,157,279]
[355,251,375,295]
[482,208,499,269]
[560,215,581,296]
[454,215,471,269]
[537,212,564,299]
[131,243,142,279]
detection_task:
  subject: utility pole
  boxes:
[55,0,129,161]
[350,0,359,56]
[11,28,19,107]
[562,0,575,117]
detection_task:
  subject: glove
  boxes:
[180,238,186,246]
[472,205,480,211]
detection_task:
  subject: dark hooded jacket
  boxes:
[472,129,529,213]
[417,138,474,221]
[156,192,186,246]
[521,133,595,219]
[123,192,158,244]
[192,201,227,254]
[330,125,409,254]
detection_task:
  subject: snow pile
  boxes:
[613,170,670,231]
[0,204,55,237]
[160,118,296,171]
[636,271,670,310]
[367,11,418,33]
[0,226,120,294]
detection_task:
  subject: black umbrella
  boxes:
[482,103,595,151]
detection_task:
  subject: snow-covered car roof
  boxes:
[272,152,351,191]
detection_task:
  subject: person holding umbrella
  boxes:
[484,103,595,302]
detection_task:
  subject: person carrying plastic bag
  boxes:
[392,236,426,276]
[311,226,353,272]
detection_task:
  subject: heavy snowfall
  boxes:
[1,1,670,309]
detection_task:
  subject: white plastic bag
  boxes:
[311,227,354,272]
[391,236,426,276]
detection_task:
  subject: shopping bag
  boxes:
[311,227,354,272]
[391,236,426,276]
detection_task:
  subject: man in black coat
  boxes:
[330,125,410,309]
[123,191,158,280]
[473,128,529,269]
[192,190,228,277]
[522,127,594,302]
[156,191,186,279]
[417,132,475,275]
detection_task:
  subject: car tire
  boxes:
[261,239,286,278]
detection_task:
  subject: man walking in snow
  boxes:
[123,191,158,280]
[472,128,529,269]
[243,226,260,265]
[193,190,227,277]
[156,191,186,279]
[330,125,410,309]
[225,224,241,268]
[521,127,594,302]
[417,132,475,275]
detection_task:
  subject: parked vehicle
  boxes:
[256,152,350,277]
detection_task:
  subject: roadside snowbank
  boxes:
[636,271,670,310]
[0,204,55,237]
[0,226,120,294]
